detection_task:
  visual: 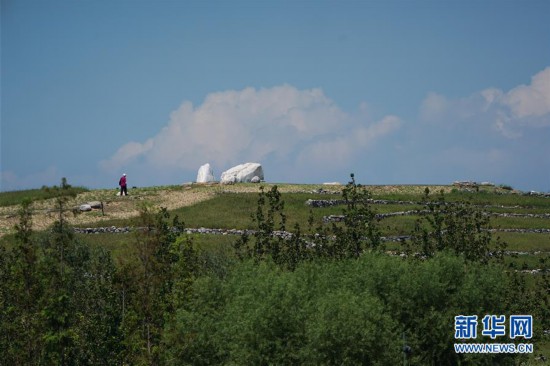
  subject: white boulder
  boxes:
[220,163,264,184]
[196,163,215,183]
[79,204,92,212]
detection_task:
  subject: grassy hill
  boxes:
[2,182,549,265]
[2,182,549,310]
[1,182,549,362]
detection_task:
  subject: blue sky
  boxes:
[2,0,549,192]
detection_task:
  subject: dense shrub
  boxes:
[162,253,522,365]
[0,216,122,365]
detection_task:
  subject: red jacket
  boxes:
[119,176,127,186]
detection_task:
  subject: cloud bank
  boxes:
[100,85,400,183]
[411,66,550,190]
[420,67,550,138]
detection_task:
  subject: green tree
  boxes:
[120,205,183,365]
[45,177,80,232]
[1,197,123,365]
[0,200,44,364]
[235,176,383,269]
[408,189,506,263]
[322,173,382,259]
[234,185,289,266]
[38,219,123,365]
[167,235,199,312]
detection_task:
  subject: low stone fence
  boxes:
[487,228,550,233]
[73,226,252,236]
[306,199,546,210]
[73,226,412,243]
[74,223,550,236]
[323,211,427,223]
[323,212,550,223]
[306,199,417,207]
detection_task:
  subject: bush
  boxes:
[163,253,522,365]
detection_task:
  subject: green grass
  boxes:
[76,231,238,263]
[170,193,257,229]
[376,212,550,234]
[371,204,423,214]
[0,233,16,249]
[491,216,550,229]
[77,232,135,261]
[488,206,550,214]
[442,190,550,207]
[4,183,550,264]
[378,215,419,236]
[170,192,343,232]
[372,189,550,208]
[78,231,239,275]
[494,232,550,252]
[503,253,549,270]
[0,186,89,207]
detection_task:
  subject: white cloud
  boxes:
[485,67,550,135]
[419,92,449,122]
[100,140,154,171]
[408,67,550,191]
[296,115,401,169]
[420,66,550,137]
[502,67,550,119]
[100,85,400,181]
[480,88,504,108]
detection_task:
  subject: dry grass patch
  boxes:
[0,186,217,237]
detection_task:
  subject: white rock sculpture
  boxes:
[220,163,264,184]
[196,163,215,183]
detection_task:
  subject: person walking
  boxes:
[119,173,128,196]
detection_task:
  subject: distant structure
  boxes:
[453,181,478,188]
[453,181,495,188]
